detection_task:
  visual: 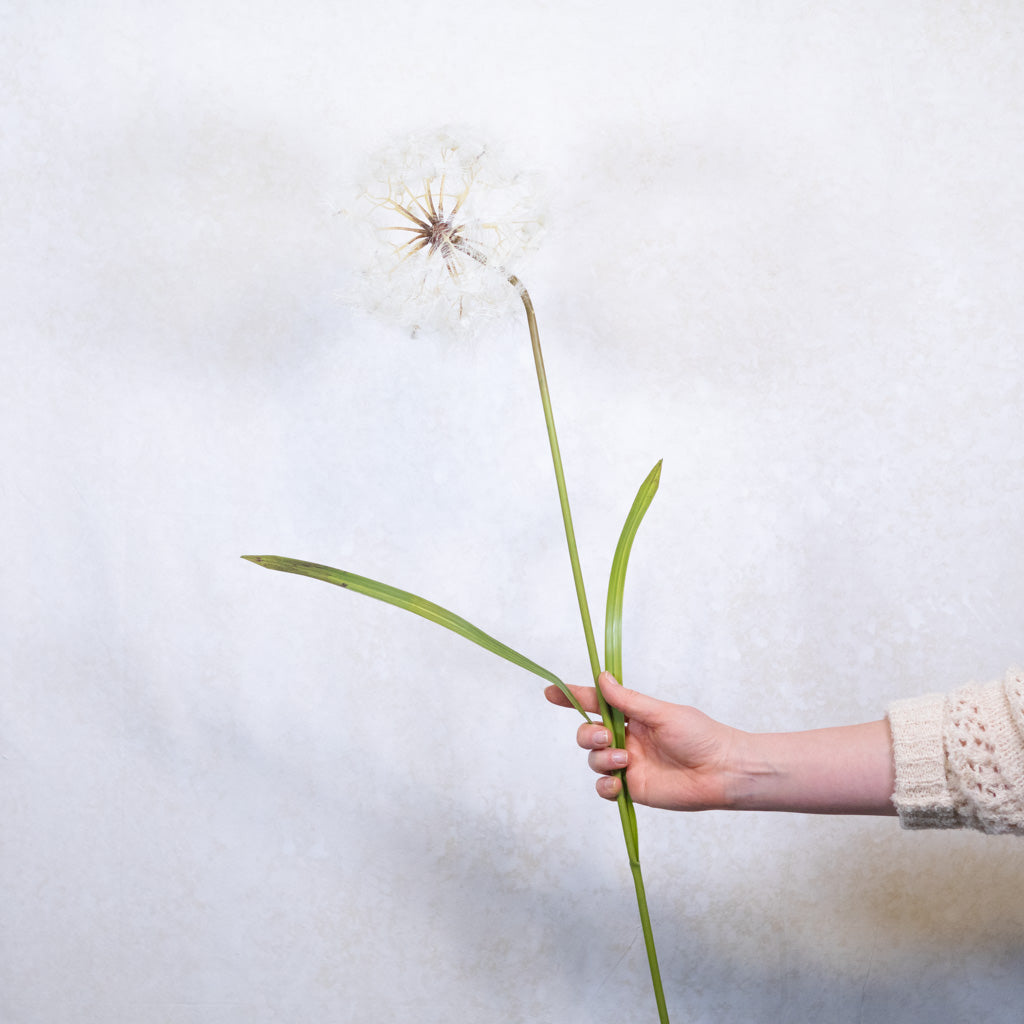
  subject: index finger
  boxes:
[544,683,600,713]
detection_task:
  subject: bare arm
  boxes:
[726,720,897,814]
[547,672,897,816]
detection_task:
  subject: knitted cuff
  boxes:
[943,674,1024,834]
[887,693,960,830]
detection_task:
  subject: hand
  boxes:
[547,672,898,815]
[545,671,743,811]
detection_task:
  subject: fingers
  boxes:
[578,721,628,774]
[543,683,599,712]
[576,721,610,750]
[546,674,664,725]
[587,746,628,773]
[575,710,626,801]
[546,675,634,804]
[597,671,662,723]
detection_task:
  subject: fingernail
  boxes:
[594,729,610,746]
[610,750,628,767]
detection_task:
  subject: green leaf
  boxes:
[242,555,592,722]
[604,459,662,702]
[603,459,663,859]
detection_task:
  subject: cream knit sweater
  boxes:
[888,669,1024,834]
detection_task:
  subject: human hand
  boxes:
[547,672,898,816]
[545,671,744,811]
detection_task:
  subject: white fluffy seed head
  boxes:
[346,128,546,336]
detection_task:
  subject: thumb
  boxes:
[597,671,662,723]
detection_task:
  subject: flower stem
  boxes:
[619,803,671,1024]
[511,276,602,681]
[512,277,671,1024]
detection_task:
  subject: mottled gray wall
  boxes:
[5,3,1024,1022]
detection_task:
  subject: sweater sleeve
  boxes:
[887,669,1024,834]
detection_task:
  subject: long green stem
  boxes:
[628,852,670,1021]
[512,277,670,1024]
[459,240,669,1019]
[512,277,602,681]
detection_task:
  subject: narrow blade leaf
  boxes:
[605,459,662,694]
[603,459,663,857]
[243,555,592,721]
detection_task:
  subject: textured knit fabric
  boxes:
[888,669,1024,834]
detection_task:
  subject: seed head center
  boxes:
[430,215,457,255]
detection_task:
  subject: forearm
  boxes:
[725,719,898,815]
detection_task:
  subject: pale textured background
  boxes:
[5,2,1024,1022]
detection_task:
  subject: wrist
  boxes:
[722,730,783,811]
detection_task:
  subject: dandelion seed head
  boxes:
[347,129,545,336]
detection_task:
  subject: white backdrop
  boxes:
[5,3,1024,1022]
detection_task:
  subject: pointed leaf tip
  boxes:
[241,553,594,722]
